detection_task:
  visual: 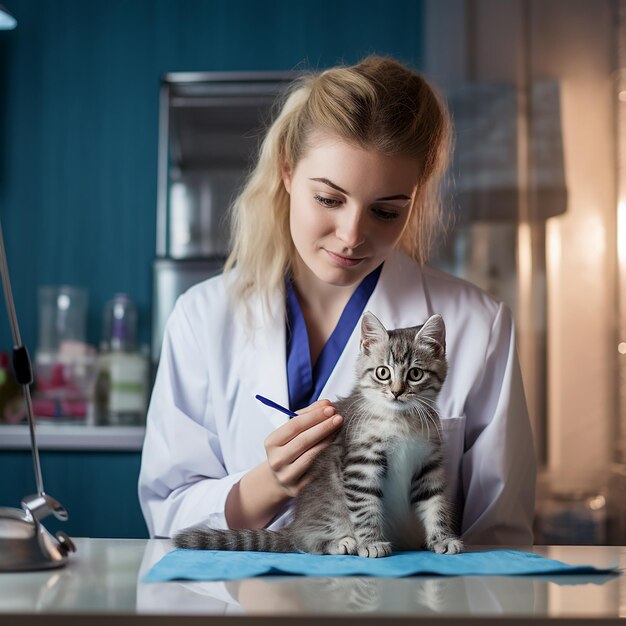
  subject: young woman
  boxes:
[138,56,536,546]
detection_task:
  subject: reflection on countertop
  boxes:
[136,541,624,619]
[0,538,623,622]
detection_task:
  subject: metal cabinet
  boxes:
[153,72,295,364]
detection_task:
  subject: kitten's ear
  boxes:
[360,311,388,354]
[416,314,446,357]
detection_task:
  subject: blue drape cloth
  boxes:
[143,549,620,582]
[286,263,383,412]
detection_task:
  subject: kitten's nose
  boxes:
[391,389,402,399]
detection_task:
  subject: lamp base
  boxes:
[0,506,75,571]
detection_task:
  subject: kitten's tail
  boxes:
[173,527,296,552]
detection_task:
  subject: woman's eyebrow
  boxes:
[309,177,347,193]
[309,177,411,201]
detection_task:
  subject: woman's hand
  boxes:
[225,400,343,529]
[264,399,343,498]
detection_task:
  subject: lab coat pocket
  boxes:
[438,415,466,515]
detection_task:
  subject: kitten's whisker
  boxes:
[416,397,439,411]
[421,408,434,441]
[409,400,441,442]
[420,408,431,440]
[424,410,442,441]
[410,404,430,440]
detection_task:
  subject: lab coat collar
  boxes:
[241,289,291,430]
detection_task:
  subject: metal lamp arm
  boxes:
[0,219,46,495]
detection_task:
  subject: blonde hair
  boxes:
[224,55,452,314]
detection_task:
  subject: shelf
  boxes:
[0,423,145,451]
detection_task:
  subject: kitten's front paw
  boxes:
[429,537,463,555]
[358,541,392,558]
[327,536,358,555]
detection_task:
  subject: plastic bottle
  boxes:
[96,295,149,425]
[0,352,22,423]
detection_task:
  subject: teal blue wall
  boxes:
[0,0,425,352]
[0,451,146,537]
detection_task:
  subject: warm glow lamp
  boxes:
[0,4,76,570]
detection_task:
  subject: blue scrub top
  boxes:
[285,263,383,412]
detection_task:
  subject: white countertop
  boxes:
[0,424,146,451]
[0,538,624,624]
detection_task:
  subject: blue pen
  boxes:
[255,394,298,418]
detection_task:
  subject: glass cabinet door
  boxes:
[157,75,294,260]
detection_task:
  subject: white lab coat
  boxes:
[138,250,536,545]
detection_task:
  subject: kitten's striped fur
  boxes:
[174,312,463,557]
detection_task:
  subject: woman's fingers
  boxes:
[263,398,344,497]
[295,399,333,415]
[266,412,342,473]
[278,413,343,466]
[274,434,337,496]
[267,400,335,447]
[286,433,338,482]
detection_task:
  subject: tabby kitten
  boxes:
[174,311,463,557]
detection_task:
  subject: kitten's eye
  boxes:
[408,367,424,382]
[375,366,391,381]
